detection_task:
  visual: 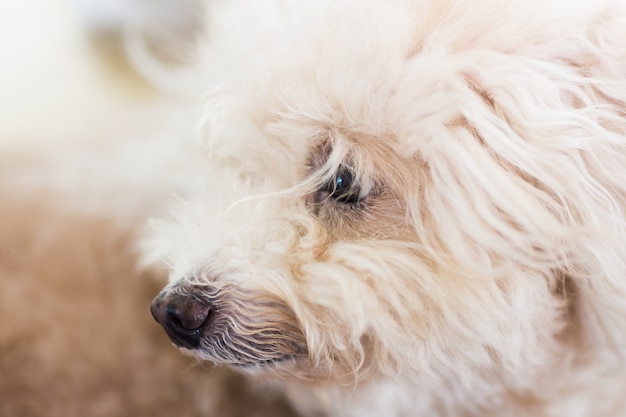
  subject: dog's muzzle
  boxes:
[150,291,212,349]
[151,283,308,366]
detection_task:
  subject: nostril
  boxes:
[165,299,211,331]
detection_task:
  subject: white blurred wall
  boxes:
[0,0,160,151]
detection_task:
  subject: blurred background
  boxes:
[0,0,201,152]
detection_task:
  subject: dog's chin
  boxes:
[178,345,302,371]
[159,326,308,374]
[231,355,300,371]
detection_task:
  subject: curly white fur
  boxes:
[142,0,626,416]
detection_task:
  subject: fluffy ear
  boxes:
[454,22,626,359]
[395,12,626,361]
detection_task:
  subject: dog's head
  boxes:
[146,0,626,393]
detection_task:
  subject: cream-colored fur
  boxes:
[145,0,626,416]
[4,0,626,416]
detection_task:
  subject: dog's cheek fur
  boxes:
[294,241,569,386]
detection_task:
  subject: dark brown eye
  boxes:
[321,166,362,204]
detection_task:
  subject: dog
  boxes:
[145,0,626,416]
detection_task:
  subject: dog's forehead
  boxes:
[202,96,404,187]
[198,0,601,171]
[197,1,429,168]
[198,0,549,175]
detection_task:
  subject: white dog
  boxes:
[145,0,626,416]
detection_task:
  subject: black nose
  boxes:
[150,291,212,349]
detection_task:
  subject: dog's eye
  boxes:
[321,166,362,204]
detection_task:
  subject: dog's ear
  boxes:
[395,13,626,361]
[455,45,626,361]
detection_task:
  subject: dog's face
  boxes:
[147,0,626,394]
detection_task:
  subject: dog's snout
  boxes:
[150,291,212,349]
